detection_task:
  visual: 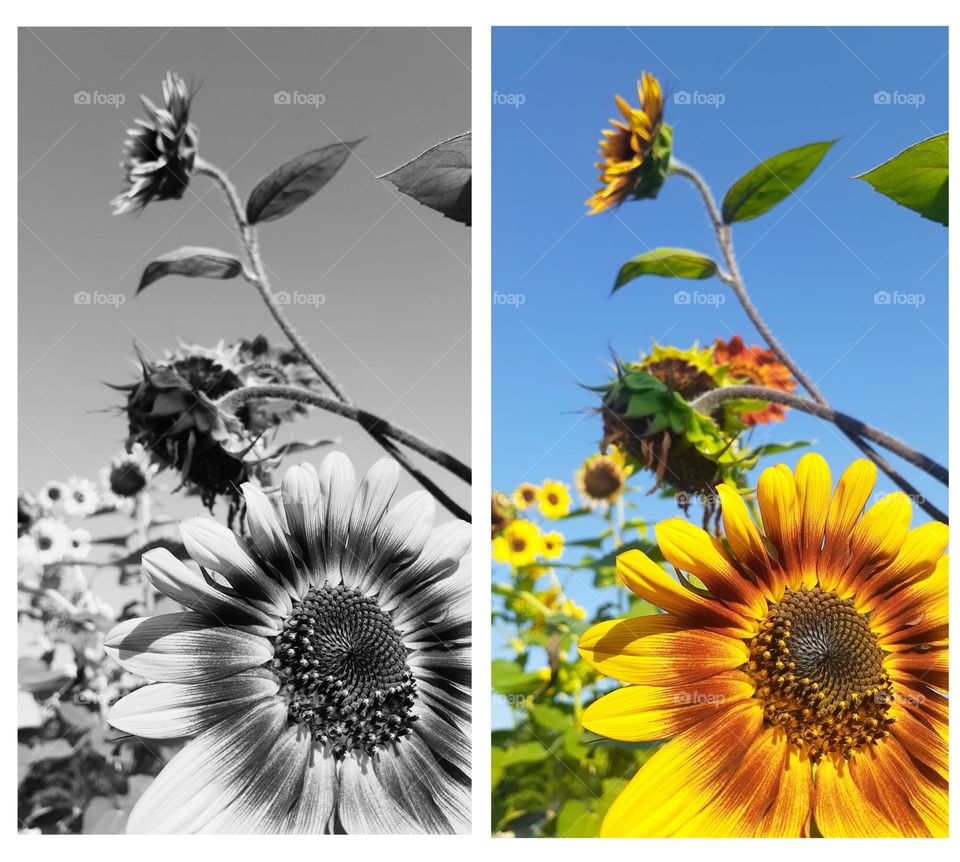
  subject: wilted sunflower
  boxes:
[105,452,471,833]
[112,71,199,216]
[587,72,671,215]
[714,336,797,426]
[579,454,947,837]
[576,446,632,510]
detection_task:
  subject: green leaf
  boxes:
[556,799,602,837]
[855,133,948,226]
[626,391,664,418]
[246,140,361,224]
[613,248,718,292]
[378,132,471,225]
[137,247,243,294]
[722,140,836,224]
[491,659,546,695]
[529,703,570,732]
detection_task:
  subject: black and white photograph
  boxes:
[17,26,471,834]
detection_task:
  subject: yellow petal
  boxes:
[717,485,775,598]
[793,453,832,583]
[819,458,876,588]
[757,464,801,583]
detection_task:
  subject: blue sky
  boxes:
[492,27,948,692]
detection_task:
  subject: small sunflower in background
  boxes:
[112,71,199,216]
[493,519,542,568]
[587,72,672,215]
[37,480,69,513]
[100,443,159,508]
[491,492,515,538]
[576,446,632,510]
[538,480,572,519]
[713,336,797,426]
[63,477,99,518]
[579,454,947,837]
[540,531,565,561]
[512,482,540,510]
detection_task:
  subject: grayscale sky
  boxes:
[19,26,472,552]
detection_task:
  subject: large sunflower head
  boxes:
[579,453,947,837]
[587,72,672,215]
[104,452,471,833]
[714,335,797,426]
[112,71,199,216]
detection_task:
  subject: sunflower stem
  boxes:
[670,159,947,523]
[195,158,471,521]
[690,386,948,487]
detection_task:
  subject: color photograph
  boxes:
[491,25,947,838]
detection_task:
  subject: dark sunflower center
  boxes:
[583,461,622,500]
[109,463,147,498]
[273,584,418,759]
[747,586,894,761]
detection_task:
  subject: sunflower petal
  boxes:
[337,755,421,834]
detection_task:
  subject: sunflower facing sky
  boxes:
[586,72,668,215]
[579,454,947,837]
[105,452,471,833]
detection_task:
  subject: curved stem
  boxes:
[196,158,472,519]
[691,385,948,487]
[217,384,471,484]
[671,159,946,520]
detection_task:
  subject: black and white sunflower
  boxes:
[104,452,471,833]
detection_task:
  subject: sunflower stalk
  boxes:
[669,159,947,524]
[194,158,471,521]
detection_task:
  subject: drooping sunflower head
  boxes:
[714,335,797,426]
[104,453,471,833]
[576,446,632,509]
[116,343,271,515]
[112,71,199,216]
[579,453,947,838]
[587,72,672,215]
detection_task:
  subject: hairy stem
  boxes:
[670,159,946,521]
[691,385,948,487]
[216,384,471,483]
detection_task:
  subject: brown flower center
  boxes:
[583,460,623,501]
[747,586,894,761]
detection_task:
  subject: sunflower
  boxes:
[63,477,99,518]
[30,517,72,567]
[513,483,540,510]
[37,480,68,513]
[491,492,515,538]
[492,519,542,569]
[587,72,671,215]
[538,480,572,519]
[112,71,199,216]
[714,336,797,426]
[576,446,632,510]
[101,443,159,502]
[579,454,947,837]
[541,531,565,561]
[105,452,471,833]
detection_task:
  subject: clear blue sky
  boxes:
[492,27,948,690]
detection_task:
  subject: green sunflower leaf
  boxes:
[246,140,362,225]
[137,247,243,295]
[613,248,718,292]
[854,133,948,226]
[378,132,471,225]
[722,140,836,224]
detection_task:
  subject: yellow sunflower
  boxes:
[541,531,565,561]
[579,454,947,837]
[576,446,632,509]
[493,519,542,568]
[538,480,572,519]
[587,72,667,215]
[513,482,540,510]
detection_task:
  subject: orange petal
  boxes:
[718,484,780,600]
[813,754,900,837]
[818,459,876,589]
